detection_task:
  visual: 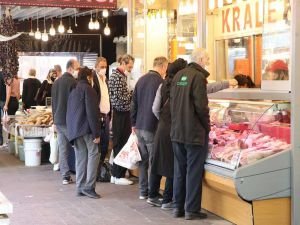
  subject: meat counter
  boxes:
[201,97,291,225]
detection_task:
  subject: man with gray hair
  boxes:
[170,48,210,220]
[131,56,168,201]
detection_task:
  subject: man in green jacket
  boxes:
[170,48,210,220]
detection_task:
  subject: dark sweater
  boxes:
[22,78,41,109]
[170,63,210,146]
[131,70,163,132]
[52,72,77,125]
[66,80,100,142]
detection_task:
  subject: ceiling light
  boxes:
[67,26,73,33]
[94,19,100,30]
[29,18,34,36]
[88,17,95,30]
[104,23,111,36]
[42,30,49,42]
[122,8,128,13]
[102,9,109,18]
[58,20,65,33]
[49,23,56,36]
[35,28,41,40]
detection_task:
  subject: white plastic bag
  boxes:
[1,111,9,124]
[49,131,59,164]
[113,133,141,169]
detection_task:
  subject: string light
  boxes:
[58,11,65,33]
[49,18,56,36]
[88,12,95,30]
[35,13,41,40]
[42,14,48,42]
[102,9,109,18]
[29,18,34,36]
[104,23,111,36]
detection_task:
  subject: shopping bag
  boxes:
[1,111,9,124]
[49,131,59,164]
[113,133,141,169]
[109,149,114,165]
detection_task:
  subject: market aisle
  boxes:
[0,149,233,225]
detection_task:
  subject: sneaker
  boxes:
[82,189,101,199]
[173,208,185,218]
[53,163,60,171]
[161,202,175,210]
[110,176,115,184]
[185,211,207,220]
[62,176,73,185]
[146,197,162,207]
[114,178,133,185]
[139,195,148,200]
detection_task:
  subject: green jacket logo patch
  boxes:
[177,75,188,86]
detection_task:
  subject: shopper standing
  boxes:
[54,65,63,78]
[67,67,101,199]
[52,59,79,185]
[0,70,6,145]
[22,68,41,110]
[131,56,168,200]
[93,57,110,171]
[36,69,57,106]
[170,48,210,220]
[108,54,134,185]
[4,76,20,115]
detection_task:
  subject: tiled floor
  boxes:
[0,149,233,225]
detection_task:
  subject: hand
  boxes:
[229,79,238,88]
[3,105,8,112]
[93,137,100,144]
[132,127,136,134]
[53,124,57,132]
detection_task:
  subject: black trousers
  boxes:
[172,140,208,213]
[99,114,110,162]
[8,97,18,115]
[111,110,131,178]
[149,173,173,204]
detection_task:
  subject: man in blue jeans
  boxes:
[131,56,168,200]
[52,59,79,185]
[170,48,210,220]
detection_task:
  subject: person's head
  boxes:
[167,58,187,79]
[47,69,57,83]
[246,76,255,88]
[54,65,62,77]
[78,66,93,85]
[95,57,108,76]
[66,59,80,79]
[28,68,36,77]
[269,60,289,80]
[191,48,210,68]
[234,74,249,88]
[119,54,135,75]
[153,56,168,78]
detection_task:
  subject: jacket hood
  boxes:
[188,62,210,78]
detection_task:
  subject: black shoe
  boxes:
[185,211,207,220]
[173,208,184,218]
[76,191,84,197]
[82,189,101,199]
[146,197,162,207]
[62,176,73,185]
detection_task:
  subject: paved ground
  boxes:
[0,149,233,225]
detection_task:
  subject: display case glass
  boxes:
[207,99,291,170]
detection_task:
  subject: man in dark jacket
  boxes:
[131,56,168,201]
[22,68,41,109]
[93,57,111,175]
[52,59,79,185]
[66,67,101,198]
[170,48,210,220]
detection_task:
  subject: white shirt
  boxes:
[97,73,110,114]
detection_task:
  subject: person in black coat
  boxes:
[36,69,57,106]
[66,66,101,199]
[22,68,41,110]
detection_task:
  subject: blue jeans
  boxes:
[136,129,155,196]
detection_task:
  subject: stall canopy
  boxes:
[0,0,117,9]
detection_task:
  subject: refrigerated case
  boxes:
[202,91,291,225]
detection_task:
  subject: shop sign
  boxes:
[217,0,290,36]
[0,0,117,9]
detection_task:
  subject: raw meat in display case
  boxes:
[207,100,291,169]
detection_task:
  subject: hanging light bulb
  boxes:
[58,20,65,33]
[102,9,109,18]
[35,14,41,40]
[29,18,34,36]
[88,12,95,30]
[58,11,65,33]
[104,23,111,36]
[41,14,48,41]
[49,19,56,36]
[122,8,128,13]
[74,9,78,27]
[67,17,73,33]
[94,10,100,30]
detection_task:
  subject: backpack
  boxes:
[97,161,111,182]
